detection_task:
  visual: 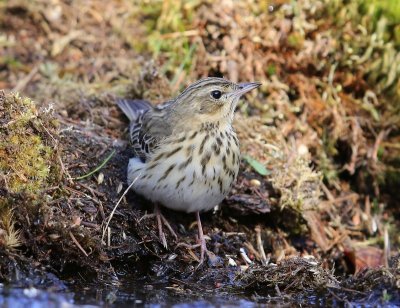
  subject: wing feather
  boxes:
[118,99,174,162]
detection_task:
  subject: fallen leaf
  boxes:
[344,245,385,274]
[243,155,270,176]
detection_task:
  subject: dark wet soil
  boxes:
[2,264,399,307]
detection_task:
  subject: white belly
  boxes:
[127,129,239,213]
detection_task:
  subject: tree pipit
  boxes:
[117,77,260,264]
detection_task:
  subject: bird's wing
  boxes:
[117,99,152,122]
[117,98,175,162]
[130,105,174,162]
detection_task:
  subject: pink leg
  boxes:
[176,212,208,264]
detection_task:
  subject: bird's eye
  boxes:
[211,90,222,99]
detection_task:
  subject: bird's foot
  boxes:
[176,211,208,266]
[176,240,208,266]
[138,206,178,249]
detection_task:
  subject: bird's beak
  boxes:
[231,82,262,97]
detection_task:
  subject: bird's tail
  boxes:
[116,99,152,122]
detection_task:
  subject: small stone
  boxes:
[250,179,261,187]
[168,254,177,260]
[298,144,309,156]
[60,110,68,117]
[97,172,104,185]
[228,257,237,267]
[117,182,123,194]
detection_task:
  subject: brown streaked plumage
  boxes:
[117,77,261,264]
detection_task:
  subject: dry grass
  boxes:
[0,208,21,249]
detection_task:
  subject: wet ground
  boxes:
[0,287,289,308]
[2,280,399,307]
[1,254,400,307]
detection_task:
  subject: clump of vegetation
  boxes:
[136,0,201,89]
[0,90,128,275]
[237,257,338,293]
[236,115,321,213]
[235,115,322,237]
[0,91,60,250]
[0,207,21,249]
[0,91,59,194]
[271,155,321,212]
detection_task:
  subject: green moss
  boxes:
[0,56,25,71]
[327,0,400,104]
[266,64,277,77]
[287,32,305,49]
[136,0,200,84]
[0,91,58,194]
[271,155,322,213]
[359,0,400,25]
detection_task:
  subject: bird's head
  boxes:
[172,77,261,124]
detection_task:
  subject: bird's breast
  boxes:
[130,126,240,213]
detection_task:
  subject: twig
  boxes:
[58,155,73,184]
[65,187,102,206]
[255,225,269,265]
[187,249,200,263]
[325,231,350,251]
[69,231,88,257]
[383,225,390,268]
[223,232,246,236]
[98,201,106,221]
[243,242,261,261]
[275,284,282,297]
[170,277,204,291]
[73,149,116,180]
[79,182,105,197]
[38,119,57,144]
[101,174,140,244]
[321,183,335,202]
[240,247,253,265]
[343,117,360,175]
[81,221,99,229]
[12,65,39,92]
[328,284,366,294]
[160,29,199,39]
[371,129,389,163]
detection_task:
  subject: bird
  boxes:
[117,77,261,264]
